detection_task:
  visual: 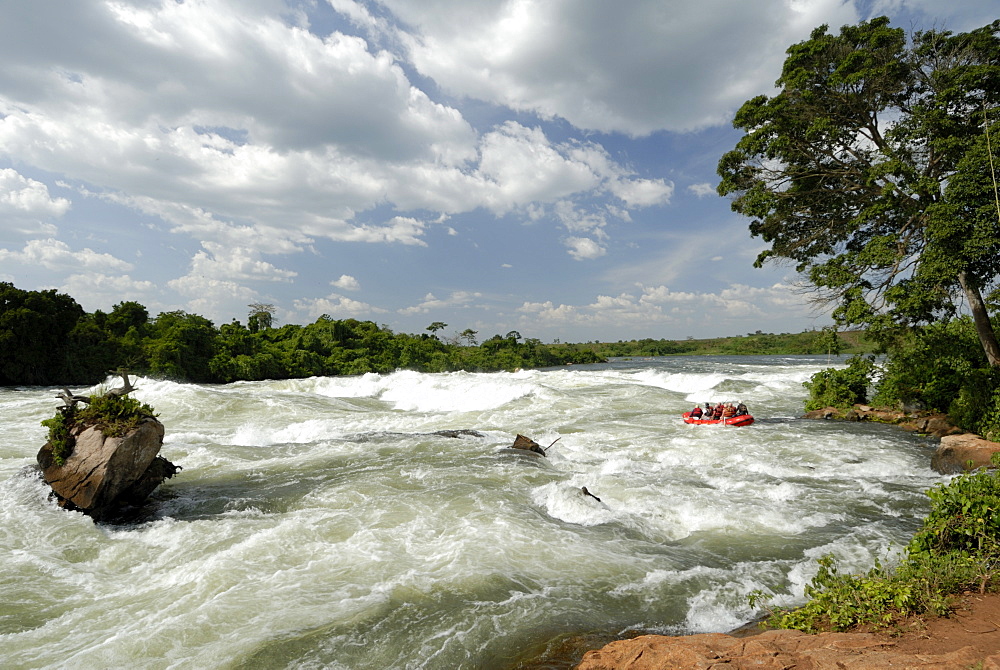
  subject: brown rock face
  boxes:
[932,433,1000,474]
[37,418,176,516]
[575,629,986,670]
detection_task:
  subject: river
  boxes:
[0,355,945,669]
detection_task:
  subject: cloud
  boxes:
[0,169,70,235]
[59,273,157,311]
[687,183,715,198]
[0,169,71,217]
[398,290,483,315]
[294,293,388,319]
[516,282,815,331]
[564,236,606,261]
[0,238,133,272]
[331,274,361,291]
[380,0,860,135]
[187,242,297,282]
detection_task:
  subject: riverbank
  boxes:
[576,591,1000,669]
[569,406,1000,670]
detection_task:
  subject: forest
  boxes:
[0,281,874,388]
[0,282,612,386]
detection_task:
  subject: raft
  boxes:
[682,411,754,427]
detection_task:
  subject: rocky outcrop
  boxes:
[802,404,1000,474]
[575,629,991,670]
[37,417,179,519]
[802,405,963,438]
[931,433,1000,474]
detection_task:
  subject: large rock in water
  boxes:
[932,433,1000,474]
[36,417,177,517]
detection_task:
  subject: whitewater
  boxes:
[0,355,945,669]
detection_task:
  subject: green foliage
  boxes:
[908,458,1000,557]
[0,281,874,386]
[761,461,1000,633]
[40,393,157,466]
[0,282,86,385]
[76,393,157,438]
[871,316,1000,440]
[718,16,1000,365]
[803,355,876,410]
[40,407,77,466]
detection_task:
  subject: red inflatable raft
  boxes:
[682,411,754,427]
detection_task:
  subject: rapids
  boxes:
[0,356,944,669]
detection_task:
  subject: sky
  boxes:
[1,0,996,344]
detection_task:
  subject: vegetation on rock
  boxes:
[41,393,157,466]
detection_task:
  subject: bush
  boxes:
[41,393,157,466]
[803,355,876,411]
[758,456,1000,633]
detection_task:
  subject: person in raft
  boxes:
[735,402,749,416]
[712,403,725,419]
[690,404,703,419]
[722,403,736,418]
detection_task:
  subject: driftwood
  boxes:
[55,370,138,408]
[104,369,136,397]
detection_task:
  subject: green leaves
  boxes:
[763,459,1000,633]
[718,16,1000,364]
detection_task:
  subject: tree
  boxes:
[145,311,217,381]
[718,17,1000,365]
[0,282,85,384]
[459,328,478,346]
[426,321,447,334]
[106,301,149,337]
[247,302,277,333]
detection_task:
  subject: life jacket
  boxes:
[691,406,703,417]
[722,404,735,417]
[712,405,724,418]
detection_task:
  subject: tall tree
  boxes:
[718,17,1000,365]
[0,283,86,384]
[247,302,277,333]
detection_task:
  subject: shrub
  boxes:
[757,456,1000,633]
[803,355,876,411]
[40,406,78,466]
[41,394,157,465]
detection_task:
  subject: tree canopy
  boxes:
[0,283,605,386]
[717,17,1000,366]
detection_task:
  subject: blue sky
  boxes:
[1,0,996,344]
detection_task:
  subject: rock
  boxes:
[431,429,485,438]
[804,405,964,438]
[37,417,177,517]
[511,434,547,456]
[575,630,985,670]
[932,433,1000,474]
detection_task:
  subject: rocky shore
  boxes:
[572,406,1000,670]
[577,592,1000,669]
[802,404,1000,473]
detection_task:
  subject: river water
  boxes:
[0,355,945,669]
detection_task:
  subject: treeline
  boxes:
[0,282,604,386]
[591,328,872,358]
